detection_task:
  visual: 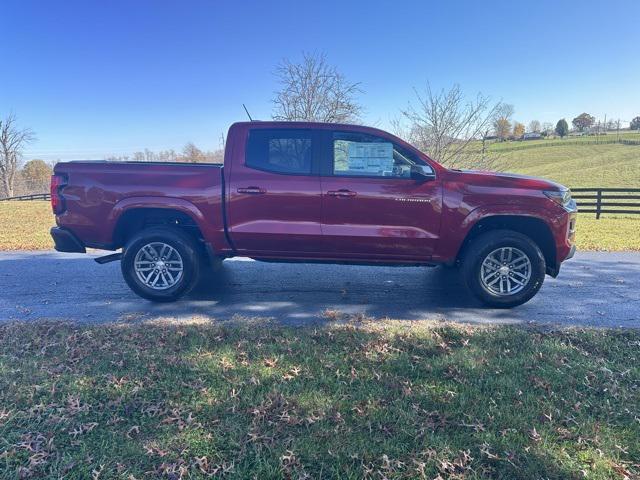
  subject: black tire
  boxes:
[121,227,201,302]
[461,230,546,308]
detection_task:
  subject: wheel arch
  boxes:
[456,214,557,274]
[110,198,209,249]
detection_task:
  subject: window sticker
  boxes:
[347,142,394,175]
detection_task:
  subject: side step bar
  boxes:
[94,253,122,264]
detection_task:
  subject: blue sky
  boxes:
[1,0,639,161]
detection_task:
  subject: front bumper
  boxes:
[547,212,577,277]
[50,227,86,253]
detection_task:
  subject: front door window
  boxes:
[332,132,432,178]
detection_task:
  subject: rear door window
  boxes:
[246,129,313,174]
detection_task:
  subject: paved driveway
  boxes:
[0,251,638,328]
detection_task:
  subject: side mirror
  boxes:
[410,165,436,182]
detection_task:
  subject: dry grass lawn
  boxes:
[0,201,54,250]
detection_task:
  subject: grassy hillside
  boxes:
[490,143,640,188]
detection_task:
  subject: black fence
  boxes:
[0,193,51,201]
[493,137,640,153]
[572,188,640,219]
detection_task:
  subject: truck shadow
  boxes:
[0,252,638,327]
[191,260,478,308]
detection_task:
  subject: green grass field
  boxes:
[491,143,640,188]
[0,320,638,479]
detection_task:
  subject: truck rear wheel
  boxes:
[121,227,201,302]
[461,230,546,308]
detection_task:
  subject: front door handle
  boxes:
[327,189,357,198]
[237,186,266,194]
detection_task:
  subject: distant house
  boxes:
[523,132,542,140]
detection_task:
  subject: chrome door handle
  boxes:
[327,189,357,197]
[237,187,266,194]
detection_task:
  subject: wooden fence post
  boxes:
[596,189,602,219]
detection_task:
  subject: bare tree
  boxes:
[132,151,146,162]
[0,113,35,197]
[272,52,362,123]
[389,116,411,142]
[528,120,541,133]
[158,149,177,162]
[181,142,206,163]
[541,122,554,136]
[116,146,221,164]
[209,149,224,164]
[493,104,514,141]
[399,83,504,169]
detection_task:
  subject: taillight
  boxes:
[50,174,67,214]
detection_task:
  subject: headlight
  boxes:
[544,189,576,211]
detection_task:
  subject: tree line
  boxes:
[105,142,224,164]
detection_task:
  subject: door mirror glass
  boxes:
[410,164,436,181]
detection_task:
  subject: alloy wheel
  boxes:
[479,247,532,296]
[133,242,184,290]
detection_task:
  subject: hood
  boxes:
[447,169,567,192]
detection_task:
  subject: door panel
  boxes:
[321,176,442,258]
[227,128,323,255]
[320,130,442,260]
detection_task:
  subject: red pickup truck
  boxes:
[50,121,577,308]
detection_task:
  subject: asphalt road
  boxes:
[0,250,639,328]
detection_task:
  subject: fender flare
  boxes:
[437,203,559,262]
[459,204,554,232]
[107,196,219,248]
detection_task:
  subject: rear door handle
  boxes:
[237,186,266,194]
[327,189,357,198]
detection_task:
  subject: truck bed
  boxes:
[53,160,228,251]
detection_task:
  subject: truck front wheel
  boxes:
[461,230,546,308]
[121,227,201,302]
